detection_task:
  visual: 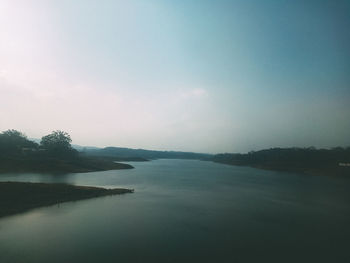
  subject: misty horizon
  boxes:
[2,129,348,155]
[1,0,349,153]
[1,2,350,262]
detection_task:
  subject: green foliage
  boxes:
[41,130,72,149]
[40,130,77,158]
[0,129,135,173]
[0,129,78,161]
[0,129,38,156]
[213,147,350,169]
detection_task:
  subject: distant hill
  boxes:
[71,144,101,151]
[29,139,212,160]
[212,147,350,176]
[30,138,101,151]
[1,132,133,173]
[83,146,212,160]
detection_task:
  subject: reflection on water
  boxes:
[0,159,349,263]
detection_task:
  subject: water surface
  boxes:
[0,159,349,263]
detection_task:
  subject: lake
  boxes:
[0,159,349,263]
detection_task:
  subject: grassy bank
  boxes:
[213,147,350,177]
[0,182,134,218]
[213,160,349,176]
[0,156,134,173]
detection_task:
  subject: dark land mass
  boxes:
[213,147,350,177]
[0,130,134,174]
[0,156,133,174]
[0,182,133,218]
[1,129,349,177]
[84,146,213,160]
[85,155,150,162]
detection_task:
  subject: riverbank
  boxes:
[0,182,134,218]
[212,148,350,177]
[0,156,134,174]
[213,160,349,177]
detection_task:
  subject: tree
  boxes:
[0,129,38,156]
[40,130,77,158]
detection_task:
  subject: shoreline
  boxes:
[213,160,350,177]
[0,157,134,174]
[0,182,134,218]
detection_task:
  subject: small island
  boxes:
[0,182,133,218]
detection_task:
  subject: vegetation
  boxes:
[0,129,133,173]
[0,129,38,156]
[84,146,213,160]
[213,147,350,176]
[2,129,348,176]
[0,182,133,218]
[0,130,134,217]
[40,130,77,158]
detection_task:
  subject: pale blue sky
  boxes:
[0,0,349,153]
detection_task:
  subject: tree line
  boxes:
[0,129,77,159]
[213,147,350,169]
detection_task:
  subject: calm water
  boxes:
[0,159,349,263]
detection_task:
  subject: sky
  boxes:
[0,0,349,153]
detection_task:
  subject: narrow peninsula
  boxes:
[0,130,134,173]
[0,182,134,218]
[0,156,133,173]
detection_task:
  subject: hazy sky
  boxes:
[1,0,349,153]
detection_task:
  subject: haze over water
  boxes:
[1,1,349,263]
[1,159,349,263]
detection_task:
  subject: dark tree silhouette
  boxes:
[40,130,77,158]
[213,147,350,174]
[0,129,133,173]
[0,129,38,156]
